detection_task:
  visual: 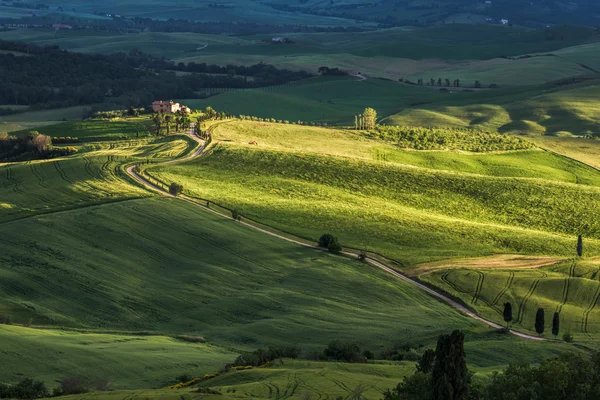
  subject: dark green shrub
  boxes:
[318,234,335,248]
[169,183,183,196]
[327,239,342,254]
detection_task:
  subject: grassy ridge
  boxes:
[209,121,598,182]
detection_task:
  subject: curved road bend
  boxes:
[125,125,544,342]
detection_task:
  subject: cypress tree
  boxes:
[535,308,545,336]
[432,330,469,400]
[577,235,583,257]
[503,302,513,330]
[552,312,560,339]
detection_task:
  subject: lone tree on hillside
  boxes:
[552,312,560,339]
[535,308,545,336]
[231,209,242,221]
[168,182,183,196]
[503,302,513,330]
[577,235,583,257]
[361,107,377,130]
[432,330,469,400]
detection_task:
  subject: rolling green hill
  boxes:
[149,121,600,266]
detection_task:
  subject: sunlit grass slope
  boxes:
[421,258,600,340]
[149,121,600,265]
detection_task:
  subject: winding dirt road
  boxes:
[125,125,544,341]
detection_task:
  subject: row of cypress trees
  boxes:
[503,302,561,338]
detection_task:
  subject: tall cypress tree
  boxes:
[577,235,583,257]
[432,330,469,400]
[552,312,560,339]
[503,302,513,330]
[535,308,545,336]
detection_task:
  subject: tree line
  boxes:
[0,131,76,162]
[0,41,313,109]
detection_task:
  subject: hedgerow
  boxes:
[369,125,533,152]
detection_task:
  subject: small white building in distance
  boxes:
[152,101,191,114]
[501,19,509,25]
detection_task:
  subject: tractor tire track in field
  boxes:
[582,282,600,339]
[5,165,23,193]
[84,157,103,181]
[557,261,576,314]
[125,123,544,341]
[29,163,48,188]
[491,272,514,307]
[472,271,485,305]
[53,161,74,184]
[441,271,464,294]
[516,272,546,325]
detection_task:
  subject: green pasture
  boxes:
[0,324,235,390]
[421,258,600,339]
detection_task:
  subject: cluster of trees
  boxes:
[410,78,496,89]
[152,110,191,136]
[0,131,76,162]
[384,331,600,400]
[354,108,378,130]
[232,346,301,367]
[0,41,313,109]
[317,66,348,76]
[0,377,97,399]
[238,115,328,127]
[318,234,342,254]
[369,125,533,152]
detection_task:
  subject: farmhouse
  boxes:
[152,101,191,114]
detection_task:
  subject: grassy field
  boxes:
[149,121,600,266]
[0,324,235,390]
[11,119,154,139]
[421,257,600,339]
